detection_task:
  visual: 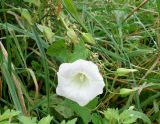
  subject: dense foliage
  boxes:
[0,0,160,123]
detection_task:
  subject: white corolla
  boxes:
[56,59,105,106]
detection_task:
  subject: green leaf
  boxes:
[23,0,41,7]
[66,118,77,124]
[47,40,88,62]
[91,113,102,124]
[86,97,99,109]
[98,46,125,61]
[141,92,160,108]
[21,9,33,25]
[61,0,87,31]
[37,24,54,44]
[0,23,48,48]
[69,40,88,62]
[156,0,160,14]
[38,115,53,124]
[60,118,77,124]
[32,27,50,112]
[54,104,74,118]
[153,101,159,113]
[103,108,119,123]
[47,40,69,62]
[127,49,154,57]
[64,99,91,124]
[120,110,151,124]
[145,83,160,89]
[0,109,20,121]
[31,60,41,71]
[0,121,9,124]
[120,110,137,124]
[60,120,66,124]
[1,62,22,112]
[18,116,37,124]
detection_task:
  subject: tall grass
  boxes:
[0,0,159,123]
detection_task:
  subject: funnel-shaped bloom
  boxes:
[56,59,105,106]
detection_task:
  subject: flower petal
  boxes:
[56,59,105,106]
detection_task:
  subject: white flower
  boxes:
[56,59,105,106]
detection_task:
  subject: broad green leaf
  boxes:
[0,121,9,124]
[69,40,88,62]
[60,120,66,124]
[38,115,53,124]
[60,118,77,124]
[120,109,138,124]
[91,113,102,124]
[61,0,87,31]
[30,94,57,111]
[47,40,69,62]
[66,118,77,124]
[0,110,20,121]
[18,116,37,124]
[120,110,151,124]
[54,104,74,118]
[86,97,99,109]
[65,99,91,124]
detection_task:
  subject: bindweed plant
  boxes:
[0,0,160,123]
[0,109,53,124]
[103,106,151,124]
[56,59,105,106]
